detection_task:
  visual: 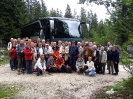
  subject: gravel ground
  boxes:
[0,64,130,99]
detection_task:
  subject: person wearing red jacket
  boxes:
[23,43,34,74]
[53,46,59,60]
[9,45,17,70]
[56,54,65,72]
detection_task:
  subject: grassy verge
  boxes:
[0,47,9,65]
[94,76,133,99]
[0,84,21,98]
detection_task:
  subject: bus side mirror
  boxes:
[86,24,90,32]
[50,20,54,29]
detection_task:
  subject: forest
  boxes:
[0,0,133,46]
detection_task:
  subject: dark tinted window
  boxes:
[54,20,82,38]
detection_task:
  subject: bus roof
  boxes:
[21,17,79,28]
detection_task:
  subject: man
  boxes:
[99,46,107,74]
[92,45,100,73]
[77,42,83,56]
[82,44,93,64]
[69,41,79,71]
[46,55,56,72]
[76,55,85,73]
[107,45,114,74]
[44,44,53,62]
[104,42,111,52]
[16,40,25,74]
[56,54,65,72]
[113,45,119,75]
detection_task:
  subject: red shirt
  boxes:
[9,48,17,59]
[56,58,65,69]
[24,47,33,60]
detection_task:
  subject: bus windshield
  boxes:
[54,19,82,38]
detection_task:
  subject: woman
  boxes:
[34,54,46,76]
[85,57,96,76]
[23,43,34,74]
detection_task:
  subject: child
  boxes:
[85,57,96,76]
[34,54,46,76]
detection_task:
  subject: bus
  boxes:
[21,17,89,42]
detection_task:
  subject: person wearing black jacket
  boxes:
[107,45,114,74]
[113,45,119,75]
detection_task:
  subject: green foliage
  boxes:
[64,4,73,18]
[0,84,20,98]
[0,0,28,40]
[0,48,9,65]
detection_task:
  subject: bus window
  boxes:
[40,29,45,39]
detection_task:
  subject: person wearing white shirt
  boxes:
[44,44,53,62]
[85,57,96,76]
[34,54,46,76]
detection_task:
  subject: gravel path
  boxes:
[0,64,130,99]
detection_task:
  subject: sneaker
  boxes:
[83,72,86,75]
[12,69,15,71]
[37,73,39,76]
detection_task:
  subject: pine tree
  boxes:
[0,0,28,40]
[64,4,72,18]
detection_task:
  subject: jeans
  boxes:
[25,60,32,74]
[57,65,65,72]
[37,67,42,75]
[70,56,77,71]
[10,59,17,70]
[85,69,96,76]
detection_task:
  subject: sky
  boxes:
[39,0,110,21]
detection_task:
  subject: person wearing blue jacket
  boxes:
[69,41,79,71]
[113,45,119,75]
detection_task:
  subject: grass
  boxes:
[0,47,9,65]
[0,84,21,99]
[94,76,133,99]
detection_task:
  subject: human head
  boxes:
[101,46,104,51]
[42,39,45,45]
[40,54,45,60]
[109,45,113,50]
[39,43,42,48]
[58,54,62,59]
[88,56,92,61]
[49,55,53,59]
[93,45,97,50]
[107,42,111,46]
[20,40,24,45]
[71,41,75,46]
[113,45,117,50]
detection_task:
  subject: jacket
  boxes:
[34,58,46,70]
[107,50,113,60]
[69,46,79,56]
[76,58,85,69]
[23,47,33,60]
[56,58,65,69]
[82,47,93,58]
[99,51,107,63]
[9,48,17,59]
[53,50,59,60]
[113,50,119,63]
[86,61,95,71]
[92,49,99,64]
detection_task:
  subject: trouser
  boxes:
[25,60,32,74]
[107,60,114,74]
[17,55,25,72]
[84,56,88,64]
[46,67,57,72]
[100,63,106,74]
[85,69,96,76]
[114,62,119,74]
[57,65,66,72]
[70,56,77,71]
[94,64,100,73]
[37,67,43,75]
[10,58,17,70]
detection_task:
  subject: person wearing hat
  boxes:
[69,41,79,71]
[82,43,93,64]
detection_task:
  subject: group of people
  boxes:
[7,37,119,76]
